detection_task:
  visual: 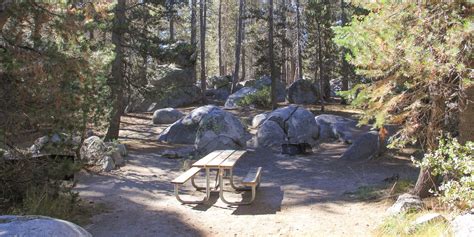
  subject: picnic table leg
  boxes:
[191,172,206,191]
[228,169,251,191]
[218,168,255,206]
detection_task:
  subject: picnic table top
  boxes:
[192,150,247,169]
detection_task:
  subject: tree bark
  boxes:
[241,13,246,82]
[199,0,207,103]
[317,21,325,112]
[218,0,224,76]
[231,0,244,93]
[281,0,287,86]
[269,0,277,110]
[105,0,126,141]
[191,0,197,82]
[296,0,303,80]
[169,0,175,42]
[340,0,349,96]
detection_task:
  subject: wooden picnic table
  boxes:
[171,150,262,205]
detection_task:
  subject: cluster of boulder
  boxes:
[224,76,286,109]
[158,105,247,155]
[253,105,319,149]
[125,65,201,113]
[79,136,128,172]
[387,193,474,236]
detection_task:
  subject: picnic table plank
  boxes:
[171,167,202,184]
[219,150,247,168]
[192,150,224,167]
[206,150,235,167]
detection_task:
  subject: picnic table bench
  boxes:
[171,150,262,205]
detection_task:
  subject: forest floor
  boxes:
[75,105,420,237]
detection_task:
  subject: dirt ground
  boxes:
[75,107,419,237]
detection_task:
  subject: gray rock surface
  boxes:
[314,114,369,143]
[224,87,257,109]
[287,79,319,104]
[387,193,424,215]
[125,66,201,113]
[256,120,286,149]
[452,212,474,237]
[411,213,447,227]
[101,156,115,172]
[256,105,319,150]
[152,108,184,124]
[158,105,247,155]
[29,134,81,156]
[80,136,107,165]
[0,215,92,237]
[340,131,382,161]
[252,113,269,128]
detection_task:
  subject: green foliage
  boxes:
[414,135,474,210]
[237,86,272,108]
[333,2,472,149]
[377,211,452,237]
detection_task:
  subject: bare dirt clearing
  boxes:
[76,108,419,236]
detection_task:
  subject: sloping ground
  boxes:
[75,109,419,237]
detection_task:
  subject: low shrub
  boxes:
[237,86,272,108]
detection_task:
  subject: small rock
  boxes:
[152,108,184,124]
[110,150,124,166]
[251,113,268,128]
[452,213,474,237]
[387,193,424,215]
[410,213,447,229]
[116,143,128,156]
[101,156,115,172]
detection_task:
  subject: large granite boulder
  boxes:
[125,65,202,113]
[452,212,474,237]
[340,131,383,161]
[314,114,370,143]
[287,79,319,104]
[158,105,247,154]
[224,87,257,109]
[226,76,286,108]
[152,108,184,124]
[256,105,319,150]
[0,215,92,237]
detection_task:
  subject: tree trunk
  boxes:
[218,0,224,76]
[281,0,287,86]
[317,21,325,112]
[340,0,349,100]
[105,0,126,141]
[199,0,207,103]
[241,14,246,82]
[269,0,277,110]
[231,0,244,93]
[296,0,303,80]
[169,0,175,41]
[191,0,197,82]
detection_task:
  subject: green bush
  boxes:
[414,135,473,210]
[237,86,272,108]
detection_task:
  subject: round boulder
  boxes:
[0,215,92,237]
[287,79,319,104]
[152,108,184,124]
[256,105,319,150]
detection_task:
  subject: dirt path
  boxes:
[76,111,419,237]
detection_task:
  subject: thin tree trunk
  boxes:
[281,0,287,86]
[241,14,246,82]
[269,0,277,110]
[317,21,325,112]
[340,0,348,90]
[231,0,244,93]
[169,0,175,41]
[191,0,197,82]
[105,0,126,141]
[218,0,224,76]
[200,0,207,103]
[296,0,303,80]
